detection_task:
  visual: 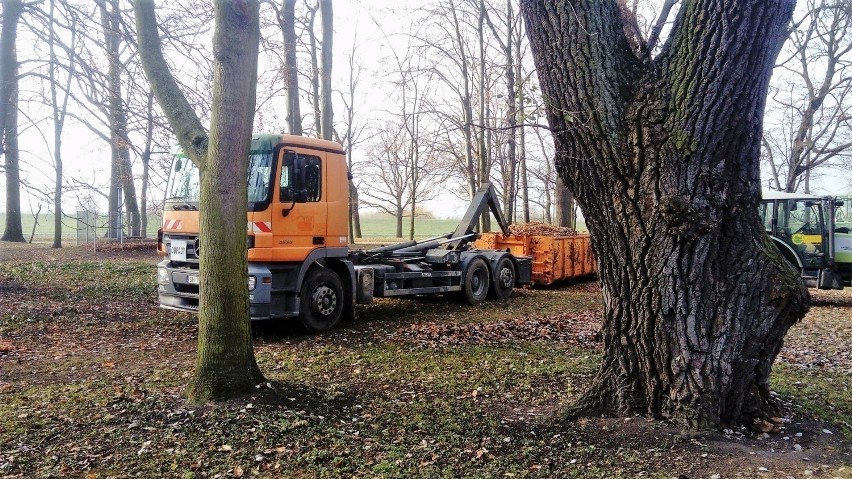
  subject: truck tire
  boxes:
[461,258,490,305]
[490,257,515,300]
[300,268,344,333]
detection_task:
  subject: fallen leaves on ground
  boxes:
[390,311,602,348]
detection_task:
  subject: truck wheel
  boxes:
[490,257,515,300]
[461,258,490,305]
[300,268,344,333]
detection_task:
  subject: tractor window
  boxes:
[789,201,823,236]
[280,153,322,202]
[759,202,774,232]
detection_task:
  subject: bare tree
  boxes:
[46,0,78,248]
[763,0,852,192]
[360,121,446,238]
[335,41,368,242]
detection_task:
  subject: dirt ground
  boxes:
[0,241,852,479]
[0,239,160,263]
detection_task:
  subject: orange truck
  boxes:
[157,134,532,332]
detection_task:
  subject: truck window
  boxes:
[248,151,274,204]
[280,154,322,202]
[166,156,200,202]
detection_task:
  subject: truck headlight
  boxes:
[157,267,169,284]
[248,275,257,291]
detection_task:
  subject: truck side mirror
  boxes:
[290,154,306,185]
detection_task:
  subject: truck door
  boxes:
[273,150,328,261]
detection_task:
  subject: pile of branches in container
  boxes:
[507,221,577,237]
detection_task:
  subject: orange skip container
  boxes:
[475,233,596,286]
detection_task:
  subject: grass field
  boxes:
[1,212,586,244]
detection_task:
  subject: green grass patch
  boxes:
[772,363,852,436]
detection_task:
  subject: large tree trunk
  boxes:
[522,0,809,428]
[1,0,25,243]
[135,0,264,402]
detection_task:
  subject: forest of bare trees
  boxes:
[0,0,850,246]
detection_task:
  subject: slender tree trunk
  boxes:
[1,0,25,243]
[515,11,529,223]
[449,1,476,199]
[306,4,321,137]
[477,0,490,232]
[523,0,808,428]
[280,0,302,135]
[135,0,264,402]
[140,92,155,238]
[2,84,23,243]
[396,206,403,238]
[319,0,333,140]
[100,0,141,238]
[50,0,62,248]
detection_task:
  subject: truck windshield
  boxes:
[165,155,200,203]
[165,151,275,210]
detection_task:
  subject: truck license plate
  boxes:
[170,239,187,261]
[187,274,199,285]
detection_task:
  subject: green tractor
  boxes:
[759,191,850,290]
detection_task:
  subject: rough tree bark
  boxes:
[1,0,25,243]
[135,0,264,401]
[521,0,809,428]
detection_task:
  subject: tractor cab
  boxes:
[759,191,845,289]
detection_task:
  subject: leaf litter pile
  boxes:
[1,245,851,479]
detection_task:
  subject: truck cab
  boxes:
[158,134,356,327]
